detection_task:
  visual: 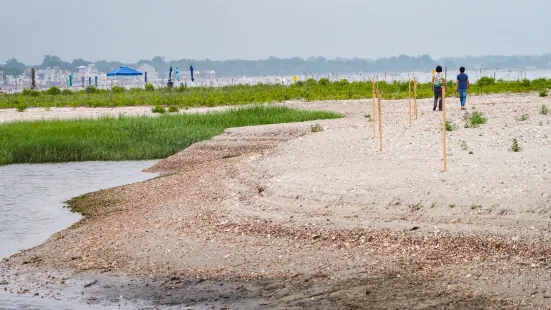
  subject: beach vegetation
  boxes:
[459,140,469,151]
[510,138,521,152]
[85,86,98,94]
[151,105,166,114]
[15,104,27,112]
[0,106,341,165]
[541,104,549,115]
[61,89,73,95]
[46,87,61,96]
[517,114,529,121]
[445,120,457,132]
[310,123,324,132]
[464,111,487,128]
[1,78,551,109]
[111,86,126,94]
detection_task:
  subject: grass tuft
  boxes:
[310,123,324,133]
[459,140,469,151]
[517,113,529,121]
[152,106,166,114]
[541,104,549,115]
[445,120,456,132]
[463,111,487,128]
[510,138,521,152]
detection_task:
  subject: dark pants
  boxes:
[433,87,442,111]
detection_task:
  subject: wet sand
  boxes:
[2,93,551,309]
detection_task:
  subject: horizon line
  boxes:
[2,52,551,66]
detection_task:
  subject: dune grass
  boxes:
[2,77,550,110]
[0,105,341,165]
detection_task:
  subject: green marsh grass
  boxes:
[2,77,551,109]
[0,106,341,165]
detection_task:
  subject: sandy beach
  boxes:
[0,105,237,124]
[2,93,551,309]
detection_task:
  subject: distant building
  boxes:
[86,64,99,78]
[35,67,67,85]
[73,66,88,82]
[76,65,88,74]
[71,64,103,87]
[137,64,158,81]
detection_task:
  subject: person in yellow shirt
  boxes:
[432,66,446,111]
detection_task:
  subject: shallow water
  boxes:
[0,160,158,309]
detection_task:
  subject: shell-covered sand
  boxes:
[2,93,551,309]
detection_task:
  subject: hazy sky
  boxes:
[2,0,550,64]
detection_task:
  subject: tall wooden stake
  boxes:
[408,78,412,126]
[442,86,447,172]
[372,77,377,138]
[378,88,383,152]
[414,77,418,120]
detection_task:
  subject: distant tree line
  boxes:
[1,53,550,78]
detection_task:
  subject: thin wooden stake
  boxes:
[408,78,412,126]
[442,86,447,172]
[378,88,383,152]
[376,75,379,130]
[414,77,418,120]
[372,77,377,138]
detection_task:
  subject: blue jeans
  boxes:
[459,90,468,107]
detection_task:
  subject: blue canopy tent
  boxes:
[107,66,143,77]
[106,66,143,88]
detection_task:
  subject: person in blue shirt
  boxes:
[456,67,470,110]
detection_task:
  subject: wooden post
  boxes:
[414,77,418,120]
[378,88,383,152]
[408,78,412,126]
[442,86,447,172]
[372,77,377,138]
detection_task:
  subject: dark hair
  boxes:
[436,66,443,73]
[460,66,465,73]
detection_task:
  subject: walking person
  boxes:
[456,67,470,110]
[432,66,446,111]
